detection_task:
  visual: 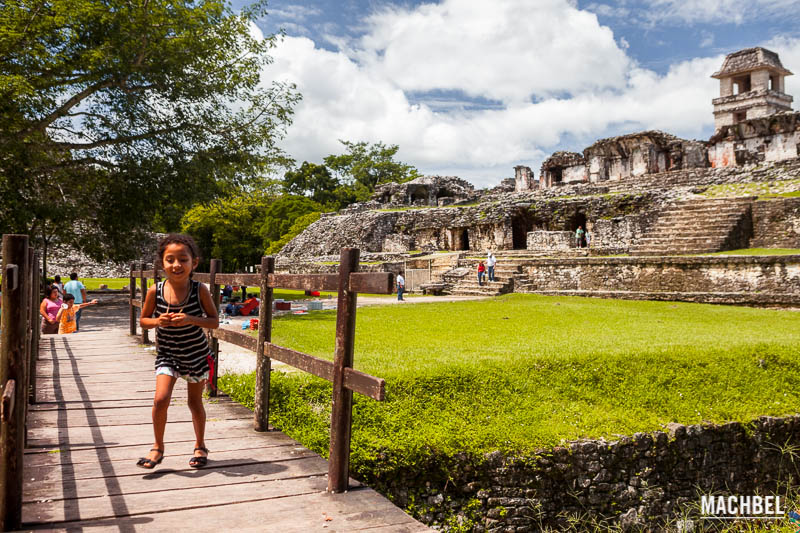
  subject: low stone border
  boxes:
[363,416,800,531]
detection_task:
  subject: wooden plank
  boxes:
[0,233,29,531]
[328,247,359,493]
[22,473,330,525]
[214,273,260,286]
[255,256,274,432]
[25,445,318,485]
[265,344,385,401]
[211,328,258,352]
[23,435,296,467]
[267,343,333,381]
[268,273,339,292]
[25,455,329,502]
[23,485,428,532]
[349,272,395,294]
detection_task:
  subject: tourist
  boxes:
[477,261,486,286]
[57,294,99,334]
[63,272,88,332]
[585,230,592,248]
[397,272,405,301]
[486,252,496,282]
[39,285,63,335]
[575,226,585,248]
[52,275,65,298]
[137,234,219,469]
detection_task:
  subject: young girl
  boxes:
[56,294,99,334]
[137,234,219,469]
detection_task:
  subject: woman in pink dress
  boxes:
[39,285,63,334]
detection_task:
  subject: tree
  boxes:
[181,191,274,271]
[260,195,321,249]
[324,140,420,201]
[283,161,339,207]
[0,0,300,269]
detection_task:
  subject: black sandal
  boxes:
[136,448,164,469]
[189,446,209,468]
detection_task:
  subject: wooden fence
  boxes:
[129,248,393,493]
[0,234,41,530]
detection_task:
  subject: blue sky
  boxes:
[236,0,800,187]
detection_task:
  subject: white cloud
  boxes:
[269,5,321,22]
[354,0,631,103]
[255,1,799,187]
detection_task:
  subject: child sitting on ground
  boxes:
[57,294,99,334]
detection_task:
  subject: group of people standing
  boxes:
[39,272,98,334]
[477,252,496,286]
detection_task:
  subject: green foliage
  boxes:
[0,0,300,263]
[282,162,339,207]
[324,140,420,201]
[220,294,800,508]
[265,211,321,255]
[259,195,321,248]
[181,191,274,271]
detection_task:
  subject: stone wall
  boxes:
[368,416,800,531]
[516,255,800,305]
[527,231,572,250]
[752,197,800,249]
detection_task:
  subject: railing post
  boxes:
[140,262,149,344]
[254,256,274,431]
[328,247,359,493]
[129,263,137,336]
[0,234,30,530]
[208,259,221,397]
[28,252,40,405]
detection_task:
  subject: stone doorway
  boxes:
[450,228,470,251]
[511,210,534,249]
[568,211,587,233]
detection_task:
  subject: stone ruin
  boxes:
[278,47,800,301]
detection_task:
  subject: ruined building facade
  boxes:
[516,47,800,190]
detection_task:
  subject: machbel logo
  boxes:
[701,495,784,520]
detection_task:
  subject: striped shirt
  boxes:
[154,280,210,378]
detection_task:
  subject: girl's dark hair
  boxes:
[158,233,201,262]
[63,294,75,302]
[46,284,58,297]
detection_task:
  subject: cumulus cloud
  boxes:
[255,0,799,187]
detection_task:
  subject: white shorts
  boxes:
[155,366,209,384]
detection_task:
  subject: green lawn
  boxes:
[220,294,800,465]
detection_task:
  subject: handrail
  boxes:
[128,248,394,493]
[0,234,40,530]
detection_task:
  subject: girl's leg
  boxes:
[187,380,207,458]
[148,373,177,460]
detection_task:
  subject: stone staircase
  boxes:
[629,197,755,256]
[450,263,520,296]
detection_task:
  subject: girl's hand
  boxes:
[48,318,56,324]
[157,313,175,327]
[91,299,99,305]
[168,313,192,327]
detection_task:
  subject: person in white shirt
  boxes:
[396,273,405,301]
[486,252,497,282]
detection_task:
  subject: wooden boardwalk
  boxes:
[21,328,429,532]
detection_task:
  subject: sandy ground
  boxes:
[74,290,487,377]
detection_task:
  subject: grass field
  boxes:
[219,294,800,467]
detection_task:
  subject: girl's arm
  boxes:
[55,307,65,322]
[169,283,219,329]
[76,299,99,310]
[140,285,171,329]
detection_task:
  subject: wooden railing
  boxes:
[0,234,41,530]
[129,248,393,493]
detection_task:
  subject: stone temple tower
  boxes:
[711,47,793,132]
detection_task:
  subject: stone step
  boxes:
[656,209,747,220]
[644,230,734,239]
[451,288,508,296]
